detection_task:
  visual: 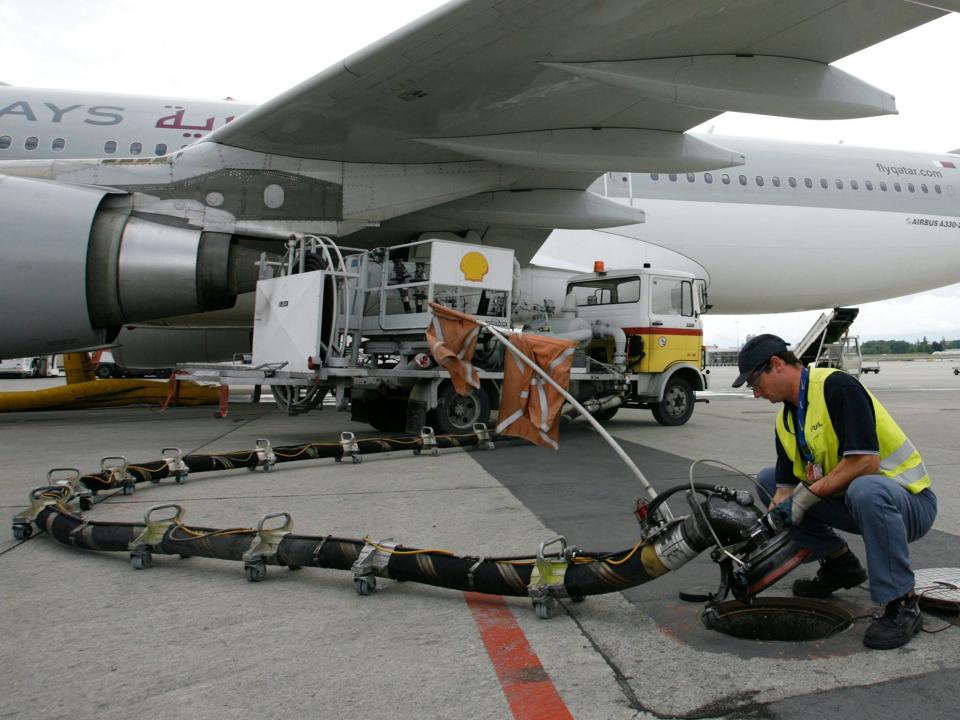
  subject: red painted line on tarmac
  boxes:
[464,592,574,720]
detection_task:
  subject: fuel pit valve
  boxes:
[12,485,73,540]
[242,512,295,582]
[101,456,136,495]
[128,504,185,570]
[249,438,276,473]
[161,447,189,484]
[528,536,578,619]
[351,538,398,595]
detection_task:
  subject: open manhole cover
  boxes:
[915,568,960,612]
[701,597,853,641]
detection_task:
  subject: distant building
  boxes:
[706,347,740,366]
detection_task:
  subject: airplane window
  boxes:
[907,183,915,193]
[104,140,117,154]
[130,142,142,155]
[894,182,901,192]
[0,135,10,150]
[865,180,873,191]
[755,176,764,187]
[668,173,678,182]
[51,138,65,151]
[685,173,694,182]
[772,176,781,187]
[850,180,858,190]
[25,136,38,150]
[789,177,797,188]
[947,185,955,194]
[880,181,888,191]
[819,178,828,189]
[935,184,942,194]
[804,178,813,188]
[921,184,928,193]
[721,174,730,185]
[650,173,659,181]
[738,175,747,186]
[155,143,167,156]
[835,179,843,190]
[704,172,713,184]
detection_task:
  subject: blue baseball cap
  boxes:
[732,334,788,387]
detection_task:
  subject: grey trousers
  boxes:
[758,467,937,603]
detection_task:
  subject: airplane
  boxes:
[1,0,959,360]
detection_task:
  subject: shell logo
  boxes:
[460,251,489,282]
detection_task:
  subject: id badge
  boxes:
[806,462,823,481]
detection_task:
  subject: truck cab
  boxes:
[563,265,708,425]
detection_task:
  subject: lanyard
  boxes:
[795,367,814,462]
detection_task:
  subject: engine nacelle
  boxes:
[0,175,253,356]
[111,326,252,368]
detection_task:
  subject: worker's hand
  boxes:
[772,484,821,526]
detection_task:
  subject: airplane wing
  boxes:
[207,0,947,166]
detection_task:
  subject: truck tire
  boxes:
[95,364,115,379]
[432,384,491,435]
[652,377,694,426]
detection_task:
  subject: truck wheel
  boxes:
[433,384,490,435]
[652,377,694,426]
[95,364,114,379]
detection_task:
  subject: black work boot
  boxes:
[792,547,867,598]
[864,594,923,650]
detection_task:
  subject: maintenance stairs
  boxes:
[793,307,860,366]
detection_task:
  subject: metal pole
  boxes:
[479,321,672,520]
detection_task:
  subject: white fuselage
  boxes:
[2,86,959,314]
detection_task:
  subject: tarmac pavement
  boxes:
[0,360,957,719]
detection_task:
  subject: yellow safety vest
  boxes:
[776,368,930,494]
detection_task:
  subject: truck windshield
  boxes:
[567,277,640,306]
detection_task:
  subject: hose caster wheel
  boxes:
[130,549,153,570]
[78,496,94,512]
[570,595,586,604]
[12,523,33,541]
[245,560,267,583]
[354,576,376,596]
[121,482,136,496]
[534,597,558,620]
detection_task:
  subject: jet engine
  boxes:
[0,175,259,357]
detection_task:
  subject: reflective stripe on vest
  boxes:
[776,367,930,494]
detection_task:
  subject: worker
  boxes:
[733,334,937,650]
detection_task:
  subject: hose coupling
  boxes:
[336,431,362,464]
[351,537,397,595]
[242,512,294,582]
[414,427,438,457]
[128,504,185,570]
[249,438,276,472]
[528,535,572,619]
[161,447,189,484]
[100,455,136,495]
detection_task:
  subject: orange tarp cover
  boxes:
[496,333,576,449]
